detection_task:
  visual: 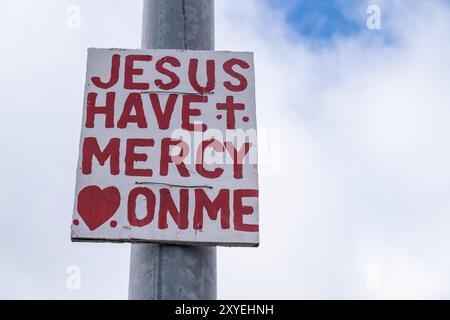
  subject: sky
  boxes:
[1,0,450,299]
[269,0,362,38]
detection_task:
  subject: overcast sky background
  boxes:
[1,0,450,299]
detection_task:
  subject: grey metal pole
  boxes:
[128,0,216,300]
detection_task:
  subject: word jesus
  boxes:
[92,53,249,93]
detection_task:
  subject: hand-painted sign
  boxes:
[71,48,258,246]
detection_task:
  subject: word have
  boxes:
[86,92,246,131]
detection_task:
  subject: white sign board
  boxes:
[71,48,258,246]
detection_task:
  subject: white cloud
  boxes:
[216,0,450,299]
[1,0,450,299]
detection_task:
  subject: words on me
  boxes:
[71,48,259,246]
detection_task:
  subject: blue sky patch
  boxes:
[268,0,364,39]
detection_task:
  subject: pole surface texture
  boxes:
[128,0,216,300]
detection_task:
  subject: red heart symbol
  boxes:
[77,185,120,231]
